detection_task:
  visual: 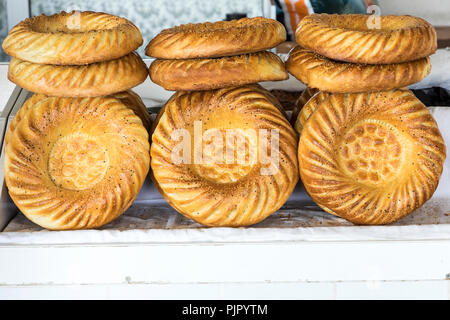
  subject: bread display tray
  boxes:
[0,86,449,245]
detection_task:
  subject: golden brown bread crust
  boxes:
[8,52,148,97]
[150,84,289,132]
[4,95,150,230]
[151,86,299,227]
[298,90,446,225]
[5,90,151,146]
[294,90,329,135]
[296,88,319,111]
[111,91,152,132]
[149,51,288,91]
[250,84,288,118]
[286,46,431,93]
[291,87,318,126]
[146,17,286,59]
[3,11,143,65]
[4,94,43,147]
[296,14,437,64]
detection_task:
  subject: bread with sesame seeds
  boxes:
[4,94,150,230]
[146,17,286,59]
[285,46,431,93]
[295,14,437,64]
[149,51,288,91]
[298,90,446,225]
[2,11,143,65]
[294,90,329,135]
[150,85,298,227]
[290,87,318,127]
[8,52,148,97]
[5,90,151,147]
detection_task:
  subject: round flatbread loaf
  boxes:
[298,90,446,225]
[286,46,431,93]
[8,52,148,97]
[5,95,150,230]
[149,51,288,91]
[290,87,318,127]
[111,90,152,132]
[146,17,286,59]
[294,91,329,135]
[151,86,299,227]
[296,14,437,64]
[5,90,151,146]
[2,11,143,65]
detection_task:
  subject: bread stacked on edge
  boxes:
[2,11,151,230]
[286,14,446,225]
[147,17,300,227]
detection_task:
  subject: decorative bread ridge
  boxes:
[8,52,148,97]
[2,11,143,65]
[296,88,319,111]
[294,91,330,135]
[146,17,286,59]
[5,95,150,230]
[294,89,409,135]
[296,14,437,64]
[151,86,299,227]
[291,87,318,126]
[249,84,288,119]
[149,83,289,134]
[5,90,151,146]
[286,46,431,93]
[149,83,289,133]
[4,94,44,147]
[150,51,288,91]
[111,90,152,132]
[298,90,446,225]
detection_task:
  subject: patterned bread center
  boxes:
[193,129,257,184]
[337,120,405,185]
[48,134,109,191]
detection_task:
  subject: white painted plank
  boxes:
[0,282,335,300]
[0,241,449,285]
[335,280,449,300]
[0,280,447,300]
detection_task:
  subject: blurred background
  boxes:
[1,0,449,62]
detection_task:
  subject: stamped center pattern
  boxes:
[49,134,109,191]
[193,129,257,184]
[338,120,404,185]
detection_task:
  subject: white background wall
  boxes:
[379,0,450,25]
